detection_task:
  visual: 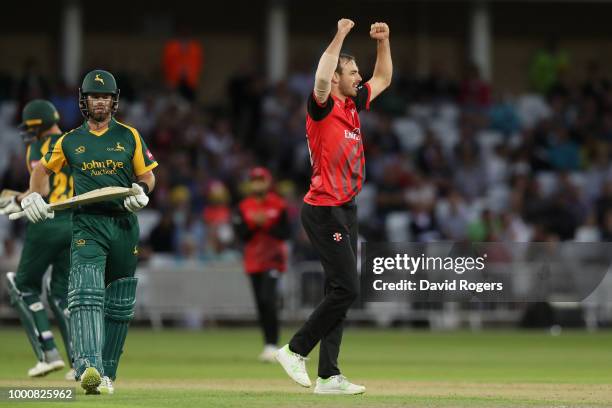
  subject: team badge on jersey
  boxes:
[75,146,86,154]
[333,232,342,242]
[107,142,126,152]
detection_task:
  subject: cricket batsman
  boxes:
[1,100,74,379]
[19,69,158,395]
[275,19,392,394]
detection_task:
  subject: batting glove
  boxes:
[0,196,22,215]
[21,192,54,223]
[124,183,149,212]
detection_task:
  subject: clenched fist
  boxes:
[370,22,390,40]
[337,18,355,36]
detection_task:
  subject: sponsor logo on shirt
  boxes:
[146,149,154,161]
[344,128,361,141]
[107,142,126,152]
[333,232,343,242]
[80,159,125,176]
[75,146,86,154]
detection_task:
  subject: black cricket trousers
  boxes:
[249,270,280,345]
[289,201,359,378]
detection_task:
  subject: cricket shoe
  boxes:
[314,375,366,395]
[27,359,65,377]
[80,367,102,395]
[275,344,311,387]
[65,368,76,381]
[98,376,114,394]
[258,345,278,363]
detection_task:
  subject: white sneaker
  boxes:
[258,345,278,363]
[65,368,76,381]
[98,376,114,394]
[27,359,65,377]
[314,375,366,395]
[275,344,311,387]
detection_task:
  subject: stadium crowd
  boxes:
[1,57,612,261]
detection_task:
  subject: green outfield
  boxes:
[1,327,612,407]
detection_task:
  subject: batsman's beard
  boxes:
[91,110,110,122]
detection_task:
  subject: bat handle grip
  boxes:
[130,185,142,195]
[8,211,26,221]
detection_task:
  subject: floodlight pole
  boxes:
[61,0,83,87]
[469,0,492,81]
[266,0,289,84]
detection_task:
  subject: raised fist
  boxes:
[370,22,390,40]
[337,19,355,36]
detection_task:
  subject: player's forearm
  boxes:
[372,39,393,88]
[314,20,353,103]
[137,171,156,194]
[313,52,339,103]
[314,34,345,102]
[29,165,51,197]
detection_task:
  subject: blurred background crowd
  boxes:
[2,44,612,263]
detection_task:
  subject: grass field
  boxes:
[1,327,612,407]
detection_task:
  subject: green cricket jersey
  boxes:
[41,118,158,213]
[27,133,73,204]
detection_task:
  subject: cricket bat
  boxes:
[9,186,140,220]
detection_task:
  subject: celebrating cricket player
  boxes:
[276,19,392,394]
[20,69,158,395]
[2,100,74,379]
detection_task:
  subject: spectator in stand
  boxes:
[202,181,234,257]
[458,62,491,109]
[162,28,204,101]
[49,80,81,130]
[529,37,569,95]
[547,125,580,171]
[148,210,177,254]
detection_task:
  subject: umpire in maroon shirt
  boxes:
[276,19,393,394]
